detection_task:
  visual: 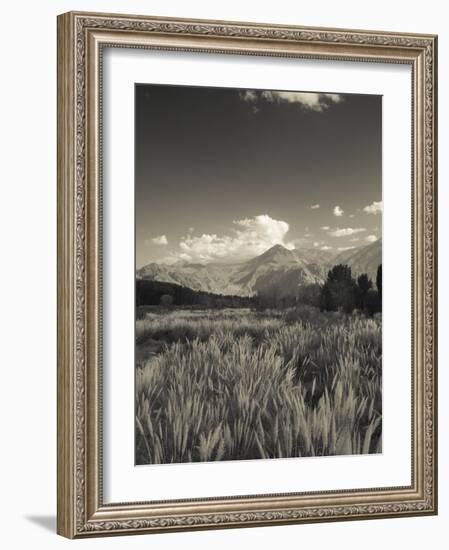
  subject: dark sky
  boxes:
[135,84,382,268]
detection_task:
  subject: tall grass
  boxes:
[135,308,382,464]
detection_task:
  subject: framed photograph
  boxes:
[57,11,438,538]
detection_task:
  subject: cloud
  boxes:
[242,90,257,102]
[337,246,355,252]
[328,227,366,237]
[365,235,378,243]
[320,226,330,231]
[321,245,332,251]
[309,204,320,209]
[333,206,344,217]
[363,201,383,215]
[240,90,342,112]
[304,233,313,238]
[165,214,294,263]
[151,235,168,245]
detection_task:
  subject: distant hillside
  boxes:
[333,239,382,281]
[137,241,381,297]
[137,244,334,297]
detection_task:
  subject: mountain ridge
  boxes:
[333,239,382,280]
[137,241,381,297]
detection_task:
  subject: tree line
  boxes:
[136,279,253,308]
[137,264,382,316]
[256,264,382,316]
[321,264,381,315]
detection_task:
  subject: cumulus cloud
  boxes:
[321,245,332,251]
[240,90,342,112]
[338,246,355,252]
[165,214,294,264]
[333,206,344,217]
[320,226,330,231]
[365,235,378,243]
[328,227,366,237]
[363,201,383,215]
[310,204,320,209]
[151,235,168,245]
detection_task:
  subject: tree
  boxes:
[321,264,358,313]
[357,273,373,311]
[327,264,353,284]
[320,281,333,312]
[365,288,381,316]
[376,264,382,301]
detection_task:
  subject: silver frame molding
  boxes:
[57,11,438,538]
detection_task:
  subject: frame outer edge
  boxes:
[56,10,438,537]
[57,12,77,539]
[431,35,438,515]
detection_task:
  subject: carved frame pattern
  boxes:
[57,11,437,538]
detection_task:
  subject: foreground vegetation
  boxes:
[135,307,382,464]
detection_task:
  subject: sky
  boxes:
[135,84,382,268]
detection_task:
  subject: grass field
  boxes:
[135,306,382,465]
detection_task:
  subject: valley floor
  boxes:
[135,306,382,465]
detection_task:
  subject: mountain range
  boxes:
[137,239,381,297]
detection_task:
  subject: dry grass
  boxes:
[135,308,382,464]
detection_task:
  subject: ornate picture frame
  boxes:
[57,11,437,538]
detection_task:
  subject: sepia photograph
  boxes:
[134,83,383,466]
[56,11,437,537]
